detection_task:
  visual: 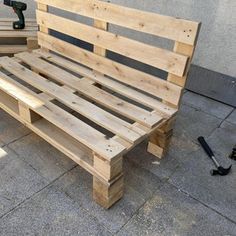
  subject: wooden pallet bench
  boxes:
[0,0,201,208]
[0,18,38,55]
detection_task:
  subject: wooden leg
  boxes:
[147,117,175,159]
[18,102,41,123]
[93,154,124,208]
[27,37,39,51]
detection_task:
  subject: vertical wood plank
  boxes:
[18,101,41,123]
[93,20,108,57]
[27,37,39,51]
[167,42,195,88]
[166,23,201,107]
[93,19,108,85]
[37,3,49,51]
[93,153,123,208]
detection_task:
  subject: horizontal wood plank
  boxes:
[36,0,200,45]
[0,31,37,38]
[0,45,28,54]
[36,10,188,76]
[37,33,182,106]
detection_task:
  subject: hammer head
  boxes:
[211,165,232,176]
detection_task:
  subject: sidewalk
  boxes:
[0,91,235,235]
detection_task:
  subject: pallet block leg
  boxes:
[18,102,41,123]
[147,118,175,159]
[93,154,124,209]
[27,37,39,51]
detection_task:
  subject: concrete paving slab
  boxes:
[174,104,222,143]
[0,185,111,236]
[169,145,236,222]
[207,121,236,158]
[226,109,236,125]
[183,91,234,119]
[116,183,236,236]
[52,159,164,234]
[0,146,48,217]
[0,140,4,147]
[0,110,31,145]
[126,136,199,180]
[8,133,77,181]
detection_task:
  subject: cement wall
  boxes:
[0,0,236,77]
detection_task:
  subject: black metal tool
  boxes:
[229,145,236,161]
[3,0,27,29]
[198,136,232,176]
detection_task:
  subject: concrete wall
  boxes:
[0,0,235,77]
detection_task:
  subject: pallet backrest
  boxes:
[36,0,201,107]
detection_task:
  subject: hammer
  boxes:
[198,137,232,176]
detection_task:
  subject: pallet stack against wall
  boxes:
[0,0,201,208]
[0,18,38,56]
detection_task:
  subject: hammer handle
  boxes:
[198,136,214,157]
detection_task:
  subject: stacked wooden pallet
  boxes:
[0,0,201,208]
[0,18,38,56]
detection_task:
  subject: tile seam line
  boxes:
[182,102,234,120]
[113,177,170,235]
[0,165,78,221]
[167,181,236,225]
[6,144,55,181]
[1,131,32,148]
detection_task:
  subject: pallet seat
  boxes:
[0,0,201,208]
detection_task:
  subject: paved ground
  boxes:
[0,91,235,236]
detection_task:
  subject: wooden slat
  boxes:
[16,52,163,128]
[0,45,27,54]
[35,50,178,117]
[0,25,38,31]
[0,31,37,38]
[36,0,200,45]
[37,33,182,106]
[0,18,37,23]
[93,19,107,56]
[167,41,200,87]
[36,11,188,77]
[0,57,145,144]
[0,70,125,160]
[166,25,201,106]
[37,3,49,39]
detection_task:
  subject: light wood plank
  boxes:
[37,33,182,106]
[36,0,200,45]
[0,25,38,31]
[93,19,108,56]
[36,11,188,76]
[0,57,144,144]
[0,31,37,38]
[167,43,197,87]
[0,45,27,54]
